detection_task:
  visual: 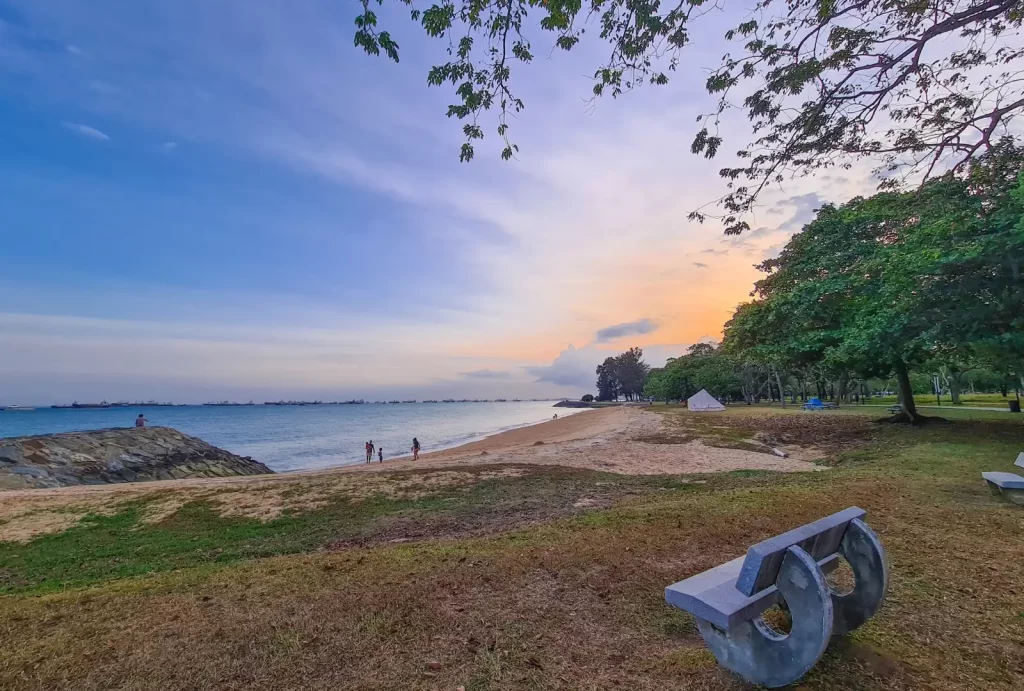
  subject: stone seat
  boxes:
[982,470,1024,505]
[664,507,889,688]
[665,552,840,630]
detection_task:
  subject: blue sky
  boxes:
[0,1,872,403]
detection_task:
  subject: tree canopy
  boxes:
[644,343,743,402]
[356,0,1024,232]
[595,347,650,400]
[722,140,1024,419]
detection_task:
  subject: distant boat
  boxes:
[2,405,36,411]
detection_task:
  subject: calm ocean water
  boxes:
[0,402,581,472]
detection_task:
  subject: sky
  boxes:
[0,1,876,404]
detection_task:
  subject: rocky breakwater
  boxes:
[0,427,273,489]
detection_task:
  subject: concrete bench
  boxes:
[887,405,902,415]
[983,471,1024,505]
[665,507,889,688]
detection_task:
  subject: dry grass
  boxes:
[0,468,527,543]
[1,409,1024,690]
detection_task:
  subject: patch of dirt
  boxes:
[326,470,630,551]
[631,434,695,445]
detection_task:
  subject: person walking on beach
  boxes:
[365,441,374,463]
[412,437,420,461]
[378,447,383,463]
[135,414,148,428]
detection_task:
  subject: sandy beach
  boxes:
[347,405,820,475]
[0,406,821,542]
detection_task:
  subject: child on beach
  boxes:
[412,437,420,460]
[378,447,383,463]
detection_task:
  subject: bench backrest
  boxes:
[735,506,866,596]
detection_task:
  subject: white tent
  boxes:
[687,389,725,412]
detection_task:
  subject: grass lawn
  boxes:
[1,407,1023,690]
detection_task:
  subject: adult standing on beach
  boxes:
[412,437,420,460]
[135,414,148,428]
[365,441,374,463]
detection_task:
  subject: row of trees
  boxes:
[720,142,1024,421]
[644,344,743,403]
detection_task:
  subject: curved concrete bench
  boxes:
[665,507,889,688]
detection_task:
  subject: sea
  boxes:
[0,402,583,472]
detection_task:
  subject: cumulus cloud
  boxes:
[525,344,596,389]
[61,122,109,140]
[594,318,658,343]
[460,369,513,379]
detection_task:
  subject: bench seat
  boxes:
[983,471,1024,505]
[666,553,839,630]
[983,471,1024,490]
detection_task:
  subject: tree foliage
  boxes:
[595,347,650,400]
[643,343,743,402]
[356,0,1024,231]
[722,140,1024,420]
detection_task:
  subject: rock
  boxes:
[533,441,545,446]
[0,427,273,490]
[771,448,789,458]
[426,661,442,670]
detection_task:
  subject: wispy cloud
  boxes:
[594,318,658,343]
[461,369,513,379]
[61,122,109,140]
[0,1,882,401]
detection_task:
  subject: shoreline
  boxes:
[320,407,592,470]
[0,407,825,542]
[0,406,824,497]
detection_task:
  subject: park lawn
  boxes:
[1,408,1023,690]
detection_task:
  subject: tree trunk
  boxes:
[894,359,919,421]
[948,370,963,405]
[774,369,786,408]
